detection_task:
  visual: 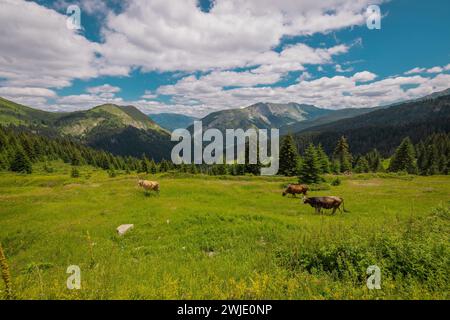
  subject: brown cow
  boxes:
[283,184,308,197]
[303,196,349,214]
[138,179,160,193]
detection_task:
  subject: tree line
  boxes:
[1,125,449,178]
[0,126,261,176]
[279,132,450,183]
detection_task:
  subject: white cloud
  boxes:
[2,0,449,118]
[335,64,353,73]
[404,67,426,75]
[99,0,383,72]
[426,66,444,74]
[352,71,377,83]
[405,64,450,75]
[141,90,158,99]
[0,87,56,98]
[86,84,121,94]
[152,70,449,117]
[0,0,107,89]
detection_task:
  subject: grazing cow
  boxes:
[138,179,160,193]
[283,184,308,197]
[303,196,349,214]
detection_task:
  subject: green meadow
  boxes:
[0,161,449,299]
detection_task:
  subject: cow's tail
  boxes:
[342,199,350,213]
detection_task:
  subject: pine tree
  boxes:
[366,149,382,172]
[331,160,340,174]
[149,159,157,174]
[140,155,150,173]
[159,159,169,172]
[388,137,418,174]
[316,144,330,174]
[70,149,83,166]
[279,134,299,176]
[10,149,32,174]
[298,144,321,184]
[425,144,439,175]
[333,136,353,173]
[354,156,370,173]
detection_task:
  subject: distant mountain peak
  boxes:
[188,101,333,132]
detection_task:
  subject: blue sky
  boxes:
[0,0,449,116]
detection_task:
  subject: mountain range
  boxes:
[187,102,332,133]
[0,97,171,161]
[292,92,450,156]
[1,88,449,160]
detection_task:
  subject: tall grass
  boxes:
[0,243,13,299]
[0,162,449,299]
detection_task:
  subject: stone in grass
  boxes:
[117,224,134,236]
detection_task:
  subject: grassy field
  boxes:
[0,161,449,299]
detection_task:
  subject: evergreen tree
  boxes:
[331,160,340,174]
[140,155,150,173]
[425,144,439,175]
[70,149,83,166]
[333,136,353,173]
[278,134,299,176]
[149,159,157,174]
[298,144,321,184]
[316,144,330,174]
[354,156,370,173]
[159,159,169,172]
[388,137,418,174]
[366,149,382,172]
[10,149,32,174]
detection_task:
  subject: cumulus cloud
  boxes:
[153,71,449,116]
[0,0,105,89]
[405,64,450,75]
[352,71,377,83]
[426,66,444,74]
[0,87,56,98]
[99,0,382,72]
[86,84,121,94]
[335,64,354,73]
[1,0,449,118]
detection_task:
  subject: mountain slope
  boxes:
[189,102,333,132]
[53,104,166,137]
[0,98,172,160]
[293,93,450,156]
[149,113,198,131]
[280,107,376,135]
[0,97,60,126]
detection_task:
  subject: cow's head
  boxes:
[282,191,286,196]
[303,197,310,204]
[138,179,143,186]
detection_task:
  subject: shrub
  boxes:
[43,163,54,173]
[331,177,341,186]
[108,169,117,178]
[71,167,80,178]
